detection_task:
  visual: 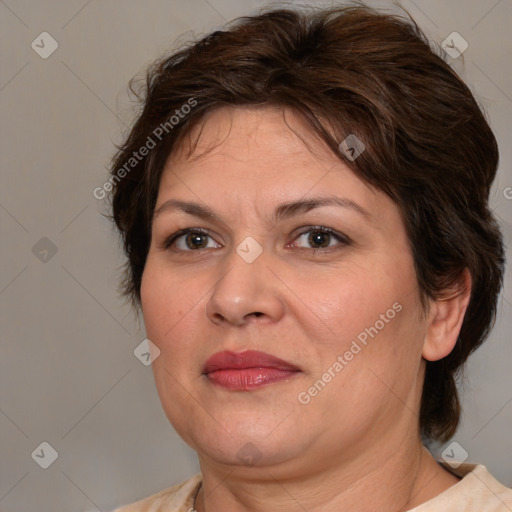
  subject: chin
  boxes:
[173,409,310,469]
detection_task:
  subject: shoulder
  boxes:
[113,474,202,512]
[409,463,512,511]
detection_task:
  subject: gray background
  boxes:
[1,0,511,510]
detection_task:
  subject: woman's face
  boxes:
[141,106,428,476]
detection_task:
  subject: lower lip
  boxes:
[206,368,299,390]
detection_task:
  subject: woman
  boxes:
[110,4,511,511]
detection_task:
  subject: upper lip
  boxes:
[203,350,300,373]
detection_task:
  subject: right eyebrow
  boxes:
[153,199,223,222]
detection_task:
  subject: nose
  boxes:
[205,244,286,327]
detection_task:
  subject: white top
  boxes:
[114,463,512,511]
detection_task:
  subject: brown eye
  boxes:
[164,229,220,251]
[184,232,209,249]
[308,230,332,248]
[291,227,350,250]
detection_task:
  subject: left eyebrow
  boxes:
[272,196,372,223]
[153,195,372,223]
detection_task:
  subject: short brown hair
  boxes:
[109,5,504,442]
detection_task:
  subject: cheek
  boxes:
[298,256,424,375]
[140,261,203,428]
[140,265,169,344]
[140,270,192,389]
[140,258,217,397]
[140,258,201,344]
[296,267,403,342]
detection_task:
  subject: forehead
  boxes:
[156,106,395,227]
[167,106,338,173]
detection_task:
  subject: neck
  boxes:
[193,440,460,512]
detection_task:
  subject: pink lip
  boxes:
[203,350,301,390]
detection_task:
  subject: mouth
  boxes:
[202,350,301,391]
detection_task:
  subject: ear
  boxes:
[422,269,472,361]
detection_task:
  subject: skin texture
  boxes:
[140,106,470,511]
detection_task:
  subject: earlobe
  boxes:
[422,269,472,362]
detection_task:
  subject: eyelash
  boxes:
[161,226,351,253]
